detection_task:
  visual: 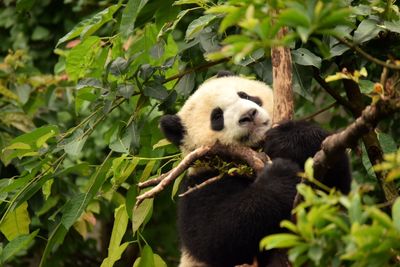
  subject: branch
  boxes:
[136,142,270,207]
[178,173,224,197]
[312,67,355,113]
[313,97,400,201]
[271,27,294,123]
[300,101,337,121]
[163,58,229,84]
[335,36,400,71]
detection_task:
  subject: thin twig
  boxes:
[300,101,337,121]
[163,58,229,84]
[335,36,400,71]
[138,170,172,188]
[178,173,224,197]
[312,67,355,113]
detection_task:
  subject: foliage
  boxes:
[0,0,399,266]
[261,157,400,266]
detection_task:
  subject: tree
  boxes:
[0,0,400,266]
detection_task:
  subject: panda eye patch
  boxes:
[210,107,224,131]
[237,91,263,107]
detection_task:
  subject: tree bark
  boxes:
[271,27,294,124]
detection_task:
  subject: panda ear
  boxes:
[159,115,185,147]
[216,70,235,78]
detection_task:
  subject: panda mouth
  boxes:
[238,121,270,146]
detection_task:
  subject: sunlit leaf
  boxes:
[0,202,30,241]
[132,198,153,233]
[260,233,301,250]
[100,205,129,267]
[392,197,400,232]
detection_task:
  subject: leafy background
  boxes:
[0,0,400,266]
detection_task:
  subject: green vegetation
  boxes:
[0,0,400,266]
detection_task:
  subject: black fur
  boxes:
[210,107,224,131]
[238,91,263,106]
[161,116,352,266]
[159,115,185,146]
[178,158,301,267]
[216,70,235,77]
[263,121,351,194]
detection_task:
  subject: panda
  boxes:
[160,72,351,267]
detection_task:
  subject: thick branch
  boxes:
[135,143,269,207]
[313,97,400,201]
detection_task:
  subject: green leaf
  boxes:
[377,132,397,154]
[175,73,195,96]
[5,125,58,151]
[260,233,301,250]
[109,57,130,76]
[65,36,101,81]
[117,84,135,99]
[367,207,393,228]
[318,8,352,29]
[143,82,168,100]
[140,160,156,182]
[383,20,400,34]
[2,229,38,263]
[171,173,185,199]
[392,197,400,232]
[308,244,323,265]
[40,156,112,266]
[132,198,153,233]
[353,19,381,43]
[0,202,30,241]
[16,0,35,11]
[185,14,217,41]
[218,7,244,33]
[100,205,129,267]
[349,193,363,223]
[57,4,121,46]
[138,245,155,267]
[120,0,149,39]
[292,48,321,68]
[101,243,129,267]
[31,26,50,41]
[61,157,113,230]
[358,79,375,94]
[109,127,133,154]
[278,9,310,28]
[153,254,167,267]
[63,130,88,156]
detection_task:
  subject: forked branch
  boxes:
[135,142,270,207]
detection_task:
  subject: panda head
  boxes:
[160,73,273,154]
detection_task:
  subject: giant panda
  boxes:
[160,72,351,267]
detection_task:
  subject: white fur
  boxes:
[179,249,208,267]
[177,76,274,154]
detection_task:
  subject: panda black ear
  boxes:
[159,115,185,147]
[216,70,235,78]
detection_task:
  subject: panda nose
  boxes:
[239,108,258,125]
